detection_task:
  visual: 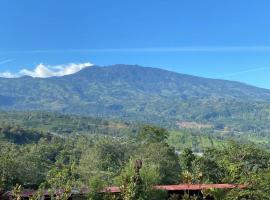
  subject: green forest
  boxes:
[1,112,270,199]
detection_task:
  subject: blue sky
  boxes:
[1,0,270,88]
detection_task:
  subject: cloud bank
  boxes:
[0,62,93,78]
[0,72,17,78]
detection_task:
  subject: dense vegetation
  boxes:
[1,114,270,199]
[1,111,270,151]
[0,111,137,137]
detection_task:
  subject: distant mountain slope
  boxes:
[1,64,270,129]
[0,111,134,137]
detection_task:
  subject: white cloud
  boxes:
[0,72,18,78]
[0,62,93,78]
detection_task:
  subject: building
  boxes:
[2,184,246,200]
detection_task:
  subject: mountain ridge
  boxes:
[2,64,269,91]
[0,64,270,129]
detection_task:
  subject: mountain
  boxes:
[1,64,270,131]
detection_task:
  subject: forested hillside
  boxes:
[1,65,270,131]
[0,111,137,137]
[1,111,270,151]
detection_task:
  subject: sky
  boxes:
[0,0,270,87]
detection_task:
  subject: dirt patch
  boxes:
[177,121,213,129]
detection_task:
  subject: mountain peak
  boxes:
[1,64,270,127]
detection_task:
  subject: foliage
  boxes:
[78,139,128,185]
[11,184,22,200]
[138,125,169,143]
[2,115,270,199]
[0,111,136,138]
[180,148,196,171]
[118,158,166,200]
[88,174,108,200]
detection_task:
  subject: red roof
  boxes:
[154,184,246,191]
[104,184,246,193]
[4,184,246,197]
[102,186,121,193]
